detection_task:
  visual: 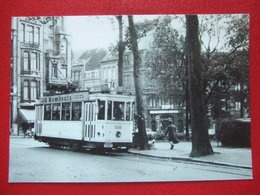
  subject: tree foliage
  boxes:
[145,16,186,106]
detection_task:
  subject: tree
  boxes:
[225,15,249,118]
[128,15,149,150]
[115,16,125,89]
[185,15,214,157]
[146,16,186,103]
[144,16,190,139]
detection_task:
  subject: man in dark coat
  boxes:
[165,120,179,149]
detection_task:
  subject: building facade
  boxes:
[72,49,106,92]
[11,17,72,135]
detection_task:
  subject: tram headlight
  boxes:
[116,131,122,138]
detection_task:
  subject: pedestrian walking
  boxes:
[165,120,179,149]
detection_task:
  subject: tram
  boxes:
[34,92,135,151]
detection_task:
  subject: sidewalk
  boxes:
[128,140,252,169]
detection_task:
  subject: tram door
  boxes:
[84,102,96,141]
[35,105,43,135]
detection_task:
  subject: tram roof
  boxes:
[39,92,135,104]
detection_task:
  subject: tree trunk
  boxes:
[240,81,244,118]
[185,15,214,157]
[185,54,190,141]
[116,16,124,88]
[128,15,149,150]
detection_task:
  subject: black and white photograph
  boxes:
[9,14,252,182]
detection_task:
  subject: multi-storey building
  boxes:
[72,49,106,92]
[10,17,72,135]
[100,55,118,92]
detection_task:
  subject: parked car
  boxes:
[208,128,215,139]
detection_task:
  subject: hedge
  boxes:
[215,118,251,147]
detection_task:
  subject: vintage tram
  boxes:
[34,92,135,151]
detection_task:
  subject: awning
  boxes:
[18,109,35,123]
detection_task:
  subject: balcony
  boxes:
[21,42,40,49]
[21,70,41,77]
[49,77,69,86]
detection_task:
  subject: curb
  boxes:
[128,151,252,170]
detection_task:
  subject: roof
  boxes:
[73,48,107,71]
[100,54,117,63]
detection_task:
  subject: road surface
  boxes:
[9,137,252,182]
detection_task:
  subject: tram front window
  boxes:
[98,100,105,120]
[126,102,131,121]
[107,101,112,120]
[113,102,124,121]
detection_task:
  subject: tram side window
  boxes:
[126,102,131,121]
[52,103,61,120]
[107,101,112,120]
[113,101,124,121]
[98,100,105,120]
[61,103,71,120]
[44,104,51,120]
[72,102,82,120]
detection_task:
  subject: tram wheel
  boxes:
[69,144,83,152]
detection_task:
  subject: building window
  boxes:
[31,53,37,71]
[91,72,95,78]
[23,80,29,100]
[21,23,25,42]
[51,63,58,78]
[27,25,34,44]
[21,23,40,45]
[31,81,37,100]
[22,51,40,74]
[158,98,162,107]
[124,54,131,67]
[61,64,67,77]
[22,79,40,102]
[35,27,40,45]
[23,51,29,71]
[60,38,67,55]
[123,74,130,89]
[112,66,116,79]
[149,97,156,108]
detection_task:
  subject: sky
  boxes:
[64,15,241,56]
[65,16,118,54]
[64,15,161,55]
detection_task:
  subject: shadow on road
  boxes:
[29,145,126,157]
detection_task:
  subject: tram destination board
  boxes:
[40,92,90,103]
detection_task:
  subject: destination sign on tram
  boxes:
[40,92,90,103]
